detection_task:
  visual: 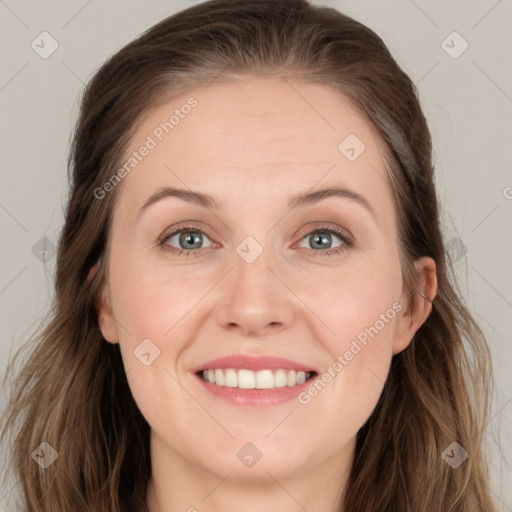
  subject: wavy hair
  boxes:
[1,0,496,510]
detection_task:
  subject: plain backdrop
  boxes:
[1,0,511,510]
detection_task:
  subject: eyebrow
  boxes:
[139,187,220,214]
[288,186,376,218]
[138,185,376,219]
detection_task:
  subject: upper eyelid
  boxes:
[161,222,213,240]
[296,224,351,239]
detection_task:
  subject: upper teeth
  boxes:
[201,368,311,389]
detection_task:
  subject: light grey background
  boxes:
[1,0,511,510]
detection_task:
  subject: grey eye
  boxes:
[298,230,344,250]
[164,230,214,250]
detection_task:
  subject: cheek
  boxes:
[293,260,401,420]
[109,256,214,340]
[109,261,208,437]
[292,256,402,353]
[294,307,397,461]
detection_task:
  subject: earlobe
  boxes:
[87,260,101,284]
[96,283,119,344]
[392,256,437,355]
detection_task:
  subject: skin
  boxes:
[96,76,437,512]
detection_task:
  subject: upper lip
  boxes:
[191,355,317,373]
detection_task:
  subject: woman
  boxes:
[0,0,496,510]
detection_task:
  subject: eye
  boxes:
[159,224,215,256]
[295,226,353,257]
[157,223,353,258]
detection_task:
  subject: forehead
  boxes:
[114,77,396,226]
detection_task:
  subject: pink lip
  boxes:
[194,376,316,406]
[191,355,317,373]
[190,355,319,407]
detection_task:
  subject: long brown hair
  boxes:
[1,0,496,510]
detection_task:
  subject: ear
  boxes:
[393,256,437,355]
[96,279,119,345]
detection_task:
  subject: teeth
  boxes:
[224,368,237,387]
[201,368,312,389]
[214,369,224,386]
[256,369,274,389]
[238,369,255,389]
[286,370,297,386]
[274,369,287,388]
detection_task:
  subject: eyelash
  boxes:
[157,223,354,258]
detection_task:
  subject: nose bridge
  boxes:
[232,233,280,308]
[215,233,294,335]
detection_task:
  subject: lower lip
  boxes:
[194,372,317,406]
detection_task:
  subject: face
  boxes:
[97,77,435,484]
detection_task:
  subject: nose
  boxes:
[215,248,295,337]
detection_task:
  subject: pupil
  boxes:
[312,232,331,249]
[180,231,202,249]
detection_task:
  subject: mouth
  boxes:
[191,354,320,406]
[195,368,318,389]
